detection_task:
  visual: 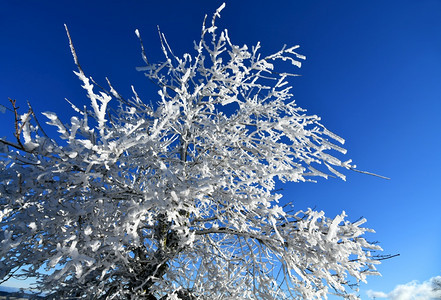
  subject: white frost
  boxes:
[0,5,380,300]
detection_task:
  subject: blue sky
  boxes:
[1,0,440,298]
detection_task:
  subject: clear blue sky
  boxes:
[1,0,440,298]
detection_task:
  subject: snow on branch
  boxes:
[0,4,386,300]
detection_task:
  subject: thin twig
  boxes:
[135,29,149,65]
[27,101,49,138]
[375,253,400,261]
[9,98,24,149]
[0,103,14,113]
[64,24,85,76]
[349,167,390,180]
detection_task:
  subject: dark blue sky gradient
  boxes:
[1,0,440,297]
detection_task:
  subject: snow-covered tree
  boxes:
[0,4,384,299]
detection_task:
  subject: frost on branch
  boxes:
[0,4,384,300]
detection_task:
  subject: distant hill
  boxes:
[0,286,19,294]
[0,287,43,299]
[0,290,30,299]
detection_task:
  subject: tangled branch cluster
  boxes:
[0,4,384,299]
